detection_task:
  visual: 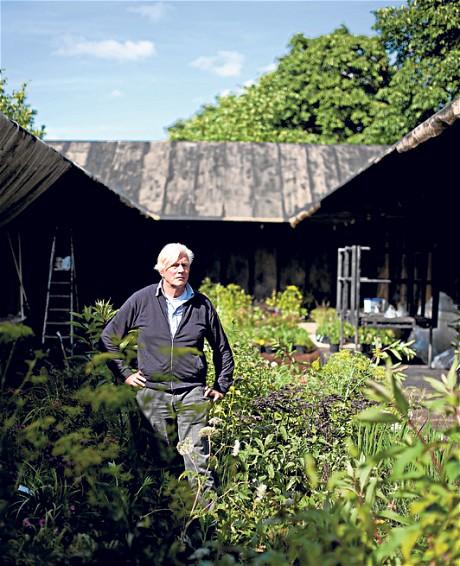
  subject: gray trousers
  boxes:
[136,385,214,490]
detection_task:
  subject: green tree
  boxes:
[168,26,391,144]
[364,0,460,143]
[0,70,45,138]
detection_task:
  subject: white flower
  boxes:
[176,437,194,456]
[270,361,278,368]
[199,426,217,438]
[255,483,267,501]
[208,417,223,426]
[232,439,240,457]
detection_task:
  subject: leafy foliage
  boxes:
[169,1,460,145]
[168,27,390,143]
[366,0,460,143]
[1,286,458,564]
[266,285,308,321]
[0,70,45,138]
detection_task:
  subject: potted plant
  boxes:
[317,317,354,352]
[292,327,316,354]
[358,327,396,357]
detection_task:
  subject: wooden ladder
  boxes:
[41,229,78,353]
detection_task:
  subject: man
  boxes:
[101,243,234,492]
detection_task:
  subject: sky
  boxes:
[1,0,401,141]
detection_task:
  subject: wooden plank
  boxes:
[279,144,313,217]
[60,142,91,169]
[221,143,255,219]
[108,142,147,198]
[251,143,284,219]
[334,145,385,188]
[85,142,117,187]
[163,142,198,216]
[194,143,225,217]
[138,142,170,215]
[307,146,340,200]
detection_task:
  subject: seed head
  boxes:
[199,426,217,438]
[177,437,194,456]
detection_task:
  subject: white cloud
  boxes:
[110,89,124,97]
[56,38,156,62]
[190,50,244,77]
[219,89,232,98]
[243,79,255,89]
[258,62,277,73]
[128,3,169,22]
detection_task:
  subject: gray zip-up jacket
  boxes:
[100,283,234,393]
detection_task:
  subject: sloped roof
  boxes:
[0,112,110,227]
[291,97,460,226]
[396,97,460,153]
[49,140,386,224]
[0,113,73,226]
[0,112,165,227]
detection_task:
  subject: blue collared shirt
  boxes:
[160,283,194,336]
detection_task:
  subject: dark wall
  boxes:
[316,121,460,306]
[3,121,458,342]
[1,170,341,338]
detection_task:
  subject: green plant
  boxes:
[4,280,456,563]
[316,316,354,345]
[266,285,308,321]
[72,299,118,351]
[359,325,396,346]
[310,305,336,326]
[293,327,315,350]
[199,278,253,332]
[0,321,34,390]
[356,357,460,563]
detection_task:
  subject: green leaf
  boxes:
[365,380,393,402]
[423,377,448,394]
[279,424,288,442]
[391,443,425,480]
[378,509,413,526]
[391,373,409,416]
[304,454,318,489]
[446,354,459,389]
[356,406,400,424]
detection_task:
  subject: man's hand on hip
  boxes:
[125,371,146,388]
[204,387,224,402]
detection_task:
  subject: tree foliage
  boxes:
[169,26,390,143]
[365,0,460,143]
[168,0,460,145]
[0,70,45,138]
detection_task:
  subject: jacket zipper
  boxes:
[170,333,174,392]
[167,299,192,392]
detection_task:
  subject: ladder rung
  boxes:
[49,294,71,298]
[46,322,70,326]
[49,308,70,312]
[45,335,71,339]
[51,281,71,285]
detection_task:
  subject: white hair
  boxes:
[154,243,194,273]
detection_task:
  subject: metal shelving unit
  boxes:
[336,245,438,365]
